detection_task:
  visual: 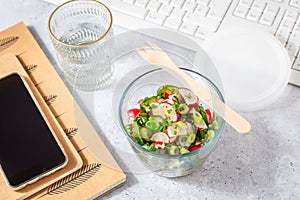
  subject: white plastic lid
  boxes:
[203,29,291,112]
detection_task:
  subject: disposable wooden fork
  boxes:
[137,41,251,134]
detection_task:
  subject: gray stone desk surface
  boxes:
[1,0,299,199]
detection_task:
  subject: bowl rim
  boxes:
[118,67,225,158]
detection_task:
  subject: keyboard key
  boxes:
[259,12,275,26]
[196,0,211,6]
[246,9,262,22]
[170,0,185,8]
[194,4,209,16]
[233,5,249,18]
[264,4,279,16]
[145,11,166,24]
[183,12,219,31]
[239,0,253,8]
[290,0,300,8]
[296,17,300,29]
[283,10,299,22]
[147,0,162,12]
[290,55,296,63]
[252,1,266,12]
[158,4,173,16]
[289,31,300,44]
[109,0,149,19]
[135,0,150,8]
[293,58,300,71]
[179,22,198,35]
[279,19,296,30]
[161,0,171,4]
[286,42,299,57]
[275,28,291,44]
[194,27,214,39]
[182,0,197,12]
[170,7,186,19]
[164,16,182,30]
[198,21,219,32]
[208,0,231,21]
[183,12,201,23]
[293,22,300,33]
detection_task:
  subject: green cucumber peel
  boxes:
[178,103,189,114]
[199,104,209,125]
[140,127,153,141]
[132,121,144,145]
[192,110,203,124]
[145,116,165,131]
[187,133,196,143]
[169,145,179,155]
[180,147,190,154]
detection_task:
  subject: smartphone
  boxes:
[0,73,67,190]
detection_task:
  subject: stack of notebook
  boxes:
[0,22,126,200]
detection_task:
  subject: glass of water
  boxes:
[48,0,114,90]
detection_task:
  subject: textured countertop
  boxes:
[1,0,299,199]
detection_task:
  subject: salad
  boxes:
[126,85,219,155]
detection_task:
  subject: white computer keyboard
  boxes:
[46,0,300,86]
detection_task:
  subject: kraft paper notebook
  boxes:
[0,22,126,199]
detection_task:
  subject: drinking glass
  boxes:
[48,0,114,90]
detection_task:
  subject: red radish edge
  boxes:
[127,108,141,119]
[179,87,199,107]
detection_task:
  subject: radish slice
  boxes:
[179,87,199,107]
[205,109,213,124]
[167,121,188,137]
[163,94,177,104]
[169,136,178,143]
[153,141,165,149]
[185,122,195,134]
[127,108,141,120]
[189,144,203,151]
[194,120,207,130]
[178,135,190,147]
[167,126,175,137]
[150,132,170,143]
[151,103,178,122]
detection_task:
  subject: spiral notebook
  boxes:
[0,22,126,199]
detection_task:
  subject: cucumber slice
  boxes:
[148,96,157,104]
[178,103,189,114]
[157,85,181,101]
[187,133,196,143]
[192,111,203,124]
[169,145,179,155]
[145,116,164,131]
[207,129,215,141]
[157,85,179,95]
[140,127,153,141]
[180,147,190,154]
[132,121,143,144]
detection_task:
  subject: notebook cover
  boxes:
[0,22,126,199]
[0,53,83,199]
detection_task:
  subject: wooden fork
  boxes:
[137,41,251,134]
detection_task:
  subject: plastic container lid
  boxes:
[203,29,291,112]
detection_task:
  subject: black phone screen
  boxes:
[0,74,66,188]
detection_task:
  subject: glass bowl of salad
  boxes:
[118,67,225,177]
